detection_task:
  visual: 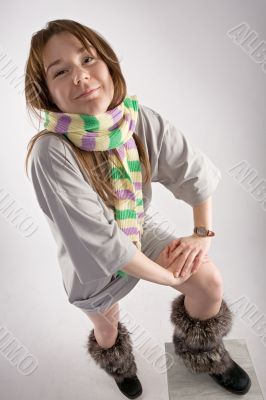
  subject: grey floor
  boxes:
[165,339,264,400]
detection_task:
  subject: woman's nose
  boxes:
[73,67,91,84]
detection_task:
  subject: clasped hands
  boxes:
[154,234,211,284]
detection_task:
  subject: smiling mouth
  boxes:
[76,87,100,99]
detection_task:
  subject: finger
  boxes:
[192,259,202,270]
[172,249,192,277]
[191,250,204,272]
[158,239,179,264]
[167,238,181,255]
[180,249,199,276]
[167,241,192,272]
[167,248,184,267]
[191,262,202,274]
[166,254,184,276]
[172,271,195,287]
[169,241,187,263]
[191,251,201,269]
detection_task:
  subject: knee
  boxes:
[193,259,224,302]
[204,268,224,302]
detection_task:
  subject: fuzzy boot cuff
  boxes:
[87,321,137,383]
[170,294,234,374]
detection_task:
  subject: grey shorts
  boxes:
[79,207,178,315]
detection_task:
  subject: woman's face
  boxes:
[43,31,114,115]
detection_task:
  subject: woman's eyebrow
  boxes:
[45,46,93,74]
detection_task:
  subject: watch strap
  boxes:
[194,226,215,237]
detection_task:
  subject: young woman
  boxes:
[24,19,251,399]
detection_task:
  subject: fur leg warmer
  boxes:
[87,321,137,383]
[170,294,234,375]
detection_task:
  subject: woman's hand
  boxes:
[154,234,211,278]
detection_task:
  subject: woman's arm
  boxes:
[122,248,189,286]
[192,196,213,232]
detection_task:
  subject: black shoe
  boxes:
[114,374,143,399]
[209,360,251,395]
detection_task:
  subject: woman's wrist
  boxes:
[123,249,183,286]
[167,269,182,287]
[166,266,196,287]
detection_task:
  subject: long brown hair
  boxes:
[24,19,151,209]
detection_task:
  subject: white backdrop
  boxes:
[0,1,265,399]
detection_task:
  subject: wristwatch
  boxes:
[193,226,215,237]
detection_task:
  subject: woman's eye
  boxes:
[54,57,93,78]
[54,70,66,77]
[84,56,93,63]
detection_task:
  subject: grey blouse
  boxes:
[29,103,222,313]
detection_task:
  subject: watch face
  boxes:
[197,227,207,236]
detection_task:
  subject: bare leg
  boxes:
[83,302,120,348]
[184,295,222,320]
[174,257,224,320]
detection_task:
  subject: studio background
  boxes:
[0,0,265,399]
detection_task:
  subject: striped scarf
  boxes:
[43,95,144,280]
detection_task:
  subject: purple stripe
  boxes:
[124,115,136,132]
[108,121,120,131]
[137,211,144,218]
[125,137,136,150]
[114,189,135,200]
[116,145,125,159]
[81,133,97,150]
[121,227,139,235]
[129,119,136,131]
[134,182,142,190]
[55,115,71,133]
[107,108,123,125]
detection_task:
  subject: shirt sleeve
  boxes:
[142,105,222,207]
[29,134,138,285]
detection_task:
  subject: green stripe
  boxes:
[115,209,136,219]
[44,111,49,128]
[111,166,130,180]
[128,160,141,172]
[116,269,128,279]
[80,114,99,130]
[111,161,141,179]
[136,198,143,206]
[124,97,139,113]
[109,128,122,148]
